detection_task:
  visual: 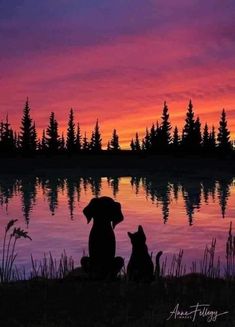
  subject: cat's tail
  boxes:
[155,251,163,279]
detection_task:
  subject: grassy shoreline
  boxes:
[0,276,234,327]
[0,156,234,326]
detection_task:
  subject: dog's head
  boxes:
[83,196,123,228]
[128,225,146,246]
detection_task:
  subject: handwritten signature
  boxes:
[167,303,229,322]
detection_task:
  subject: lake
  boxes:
[0,174,234,276]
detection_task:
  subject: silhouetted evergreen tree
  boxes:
[0,116,15,153]
[66,109,76,153]
[202,123,209,150]
[82,132,89,151]
[14,132,19,151]
[109,176,119,197]
[160,101,171,150]
[19,98,37,154]
[134,133,141,151]
[90,120,102,151]
[46,112,60,153]
[217,109,231,153]
[172,126,180,150]
[20,177,37,225]
[76,123,81,152]
[109,129,120,151]
[182,182,201,225]
[60,132,65,152]
[32,122,37,151]
[208,126,216,151]
[194,117,202,151]
[130,138,135,151]
[182,99,195,151]
[41,129,47,152]
[182,100,202,152]
[149,124,156,151]
[217,178,232,218]
[149,122,162,153]
[0,122,3,143]
[142,128,151,151]
[15,132,20,150]
[66,178,76,219]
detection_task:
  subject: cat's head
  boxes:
[128,225,146,246]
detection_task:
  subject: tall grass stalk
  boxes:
[30,250,74,279]
[0,219,31,282]
[167,249,185,277]
[225,222,235,279]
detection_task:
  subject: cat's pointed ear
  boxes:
[127,232,132,239]
[138,225,146,240]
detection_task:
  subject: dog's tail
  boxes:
[155,251,163,279]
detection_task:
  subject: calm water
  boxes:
[0,175,234,274]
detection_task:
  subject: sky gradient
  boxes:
[0,0,235,148]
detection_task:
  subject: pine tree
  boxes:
[107,141,111,151]
[202,123,209,149]
[15,132,20,150]
[173,126,180,149]
[217,109,231,153]
[160,101,171,149]
[14,132,18,151]
[109,129,120,151]
[182,99,195,151]
[46,112,60,153]
[90,120,102,152]
[32,122,37,151]
[0,115,15,153]
[149,122,161,153]
[141,138,145,151]
[41,129,47,152]
[66,109,76,153]
[134,133,141,152]
[130,138,135,151]
[19,98,37,154]
[82,132,89,151]
[76,123,81,152]
[142,128,151,151]
[0,121,3,148]
[60,132,65,152]
[194,117,202,151]
[209,126,216,151]
[149,124,156,151]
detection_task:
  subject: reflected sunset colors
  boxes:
[0,175,234,274]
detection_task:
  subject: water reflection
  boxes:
[0,175,234,225]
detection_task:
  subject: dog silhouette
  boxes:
[81,196,124,279]
[127,225,154,282]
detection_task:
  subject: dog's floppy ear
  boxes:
[111,202,124,229]
[138,225,146,241]
[127,232,133,239]
[83,198,99,223]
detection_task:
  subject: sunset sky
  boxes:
[0,0,235,148]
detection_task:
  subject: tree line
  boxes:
[0,98,233,155]
[131,100,232,155]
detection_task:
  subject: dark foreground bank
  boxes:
[0,276,234,327]
[0,153,235,178]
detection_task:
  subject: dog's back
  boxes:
[82,197,124,279]
[127,225,154,281]
[89,219,115,264]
